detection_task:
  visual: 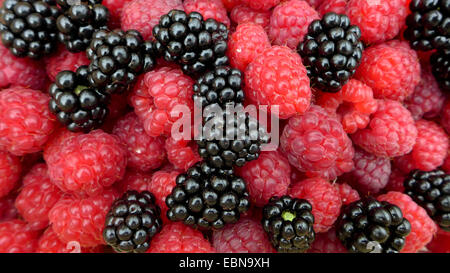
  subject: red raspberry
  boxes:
[318,0,348,17]
[148,169,180,223]
[43,128,82,166]
[103,0,133,29]
[245,46,312,119]
[15,164,64,231]
[394,120,449,173]
[345,0,409,44]
[212,217,275,253]
[0,151,21,198]
[308,228,347,253]
[49,189,119,247]
[121,0,183,40]
[280,105,354,180]
[0,87,57,156]
[113,112,166,172]
[147,222,215,253]
[0,220,39,253]
[222,0,241,11]
[235,151,291,207]
[427,229,450,253]
[230,5,271,30]
[44,45,90,82]
[289,177,342,233]
[443,150,450,173]
[227,23,270,72]
[0,195,18,222]
[351,99,417,158]
[305,0,324,8]
[316,79,378,134]
[0,44,48,91]
[346,147,391,194]
[115,171,153,194]
[165,137,201,171]
[184,0,230,27]
[441,100,450,135]
[46,130,127,197]
[405,66,445,120]
[240,0,279,10]
[355,40,421,102]
[130,67,194,137]
[37,227,102,253]
[333,183,360,206]
[268,0,319,50]
[378,191,437,253]
[385,167,407,192]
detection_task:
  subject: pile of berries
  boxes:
[0,0,450,254]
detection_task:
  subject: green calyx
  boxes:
[281,210,296,222]
[74,85,89,96]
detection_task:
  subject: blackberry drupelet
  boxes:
[404,0,450,51]
[262,196,315,253]
[48,65,110,132]
[165,161,250,230]
[297,12,364,93]
[56,1,109,52]
[86,29,157,94]
[404,169,450,231]
[153,10,229,76]
[193,66,245,109]
[0,0,60,58]
[56,0,102,11]
[103,190,163,253]
[430,49,450,92]
[336,198,411,253]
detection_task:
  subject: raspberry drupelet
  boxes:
[0,151,21,199]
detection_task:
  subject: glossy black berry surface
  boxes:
[103,190,162,253]
[297,12,364,93]
[336,198,411,253]
[404,169,450,231]
[0,0,60,58]
[56,0,102,11]
[166,162,250,230]
[262,196,315,253]
[430,49,450,92]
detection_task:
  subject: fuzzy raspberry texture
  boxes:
[43,128,82,164]
[245,46,312,119]
[235,151,291,207]
[222,0,241,11]
[165,137,201,171]
[0,151,21,198]
[427,229,450,253]
[351,99,417,158]
[308,228,347,253]
[355,40,421,102]
[121,0,183,40]
[240,0,279,11]
[394,120,449,173]
[305,0,324,8]
[268,0,320,49]
[147,222,215,253]
[103,0,133,28]
[230,5,271,30]
[0,87,57,156]
[378,191,437,253]
[405,66,445,120]
[115,171,153,194]
[0,195,18,222]
[316,79,378,134]
[345,0,409,44]
[441,100,450,135]
[15,164,64,231]
[184,0,230,27]
[227,23,271,72]
[130,67,194,137]
[318,0,348,17]
[49,189,119,247]
[0,220,39,253]
[44,45,90,81]
[148,169,180,222]
[385,167,407,192]
[281,105,354,180]
[0,44,48,90]
[113,112,166,172]
[333,183,360,206]
[289,177,342,233]
[37,227,102,253]
[346,147,391,194]
[45,130,127,197]
[212,217,275,253]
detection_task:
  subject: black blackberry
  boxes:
[297,12,364,93]
[430,49,450,92]
[404,169,450,231]
[165,161,250,230]
[262,196,315,253]
[197,109,270,168]
[103,190,163,253]
[336,198,411,253]
[404,0,450,51]
[56,0,102,11]
[153,10,229,77]
[86,29,157,94]
[56,1,109,52]
[48,65,110,132]
[0,0,60,58]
